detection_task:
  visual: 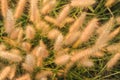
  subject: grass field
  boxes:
[0,0,120,80]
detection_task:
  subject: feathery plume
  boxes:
[17,28,24,43]
[8,65,16,79]
[54,34,64,51]
[95,17,114,48]
[1,0,8,17]
[21,42,31,52]
[54,54,71,65]
[36,21,50,35]
[25,54,36,68]
[10,49,20,55]
[69,12,86,32]
[106,53,120,70]
[64,31,80,46]
[30,0,40,23]
[35,71,53,80]
[77,58,94,67]
[25,25,36,40]
[116,17,120,24]
[108,27,120,40]
[106,43,120,53]
[105,0,116,7]
[73,18,98,48]
[22,54,36,72]
[47,29,60,40]
[71,0,96,7]
[0,43,6,51]
[92,51,104,58]
[41,0,56,15]
[14,0,27,19]
[42,0,50,5]
[16,73,31,80]
[10,28,21,40]
[55,4,71,28]
[0,51,22,62]
[0,66,11,80]
[4,9,15,34]
[44,16,74,27]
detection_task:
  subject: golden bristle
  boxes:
[8,65,16,79]
[73,18,98,48]
[10,28,21,40]
[25,25,36,40]
[41,0,56,15]
[16,73,31,80]
[54,54,71,65]
[0,43,6,51]
[4,9,15,34]
[105,0,116,7]
[69,12,86,33]
[21,42,31,52]
[35,71,53,80]
[0,51,22,62]
[77,58,94,67]
[95,17,114,48]
[106,53,120,70]
[14,0,27,19]
[71,0,96,7]
[64,31,80,46]
[0,66,11,80]
[54,34,64,51]
[1,0,8,17]
[47,29,60,40]
[55,4,71,28]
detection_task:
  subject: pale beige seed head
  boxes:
[16,73,31,80]
[1,0,8,17]
[25,54,36,68]
[0,43,6,51]
[108,27,120,40]
[71,0,96,7]
[22,63,34,72]
[78,58,94,67]
[105,0,116,7]
[34,46,49,58]
[22,42,31,52]
[47,29,60,40]
[25,25,36,40]
[106,43,120,53]
[116,17,120,24]
[56,4,71,27]
[95,17,114,47]
[0,66,11,80]
[41,0,56,15]
[4,9,15,34]
[10,28,21,40]
[14,0,27,19]
[69,12,86,32]
[54,54,71,65]
[36,21,50,35]
[44,16,56,24]
[106,53,120,70]
[17,28,24,42]
[0,51,22,62]
[54,34,64,51]
[8,65,16,79]
[64,31,80,46]
[35,71,53,80]
[30,0,40,23]
[73,18,98,48]
[92,51,104,58]
[10,49,20,55]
